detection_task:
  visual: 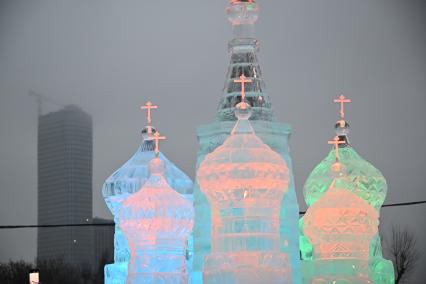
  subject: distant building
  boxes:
[37,105,93,266]
[93,217,114,268]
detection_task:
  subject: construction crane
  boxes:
[28,90,65,116]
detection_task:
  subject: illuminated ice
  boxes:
[119,157,194,283]
[300,96,394,283]
[102,124,193,284]
[193,1,300,282]
[197,101,291,284]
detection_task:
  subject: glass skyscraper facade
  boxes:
[37,105,93,266]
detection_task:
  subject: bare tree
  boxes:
[388,225,420,283]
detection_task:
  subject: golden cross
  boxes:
[153,132,166,157]
[234,74,252,103]
[140,101,158,126]
[334,95,351,119]
[328,136,345,161]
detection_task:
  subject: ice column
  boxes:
[119,132,194,284]
[300,95,394,283]
[102,101,193,284]
[197,91,291,284]
[193,1,300,282]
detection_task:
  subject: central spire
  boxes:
[217,0,274,121]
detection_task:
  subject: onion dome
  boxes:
[119,157,194,246]
[304,177,379,260]
[304,145,387,210]
[198,98,289,208]
[102,102,193,215]
[304,95,387,210]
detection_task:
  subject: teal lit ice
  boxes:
[192,1,300,283]
[197,100,292,283]
[300,97,394,283]
[102,123,193,284]
[119,156,194,283]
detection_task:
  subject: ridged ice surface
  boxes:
[304,183,378,260]
[193,1,301,280]
[304,146,387,210]
[216,50,273,122]
[301,143,394,283]
[119,158,194,284]
[102,140,193,284]
[197,106,291,284]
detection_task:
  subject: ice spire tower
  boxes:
[197,89,291,284]
[300,95,394,283]
[102,101,193,284]
[193,1,300,282]
[119,132,194,283]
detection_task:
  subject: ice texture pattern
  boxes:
[119,157,194,284]
[300,120,394,283]
[102,138,193,284]
[197,103,291,284]
[192,1,300,283]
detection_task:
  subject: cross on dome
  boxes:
[234,74,252,106]
[334,95,351,119]
[153,132,166,158]
[328,136,345,162]
[140,100,158,126]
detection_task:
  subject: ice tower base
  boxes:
[301,259,394,284]
[203,252,291,284]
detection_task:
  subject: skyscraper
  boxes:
[92,217,114,269]
[37,105,93,266]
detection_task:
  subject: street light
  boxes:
[29,269,40,284]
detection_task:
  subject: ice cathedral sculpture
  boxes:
[193,1,300,282]
[197,87,291,284]
[119,132,194,284]
[300,95,394,283]
[102,101,193,284]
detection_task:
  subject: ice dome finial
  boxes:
[149,155,165,176]
[227,0,258,40]
[140,100,158,141]
[227,0,258,26]
[333,94,351,138]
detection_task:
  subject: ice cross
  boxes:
[334,95,351,119]
[153,132,166,157]
[140,101,158,126]
[328,136,345,161]
[234,74,252,104]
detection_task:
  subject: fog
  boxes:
[0,0,425,281]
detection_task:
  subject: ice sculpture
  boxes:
[300,95,394,283]
[193,1,300,282]
[197,89,291,284]
[119,133,194,283]
[102,101,193,284]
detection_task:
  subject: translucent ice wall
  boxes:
[119,157,194,284]
[193,1,300,283]
[197,103,291,284]
[102,136,193,284]
[300,120,394,283]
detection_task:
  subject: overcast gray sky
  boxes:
[0,0,425,281]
